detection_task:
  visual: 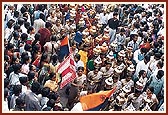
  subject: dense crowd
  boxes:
[3,3,165,111]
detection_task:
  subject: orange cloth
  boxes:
[61,36,69,46]
[80,87,116,110]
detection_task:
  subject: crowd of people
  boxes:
[3,3,165,111]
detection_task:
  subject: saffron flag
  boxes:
[80,87,116,111]
[59,36,70,59]
[57,54,76,89]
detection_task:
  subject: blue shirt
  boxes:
[148,74,164,96]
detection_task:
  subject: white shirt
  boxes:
[133,49,144,64]
[76,74,86,86]
[134,60,149,77]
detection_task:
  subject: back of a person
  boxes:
[25,91,41,111]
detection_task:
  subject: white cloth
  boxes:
[71,102,83,111]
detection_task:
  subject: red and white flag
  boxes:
[57,54,77,89]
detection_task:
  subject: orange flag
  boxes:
[80,87,116,111]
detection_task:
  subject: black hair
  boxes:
[138,70,146,77]
[27,26,34,34]
[13,24,20,31]
[14,10,20,18]
[18,18,25,26]
[157,60,164,68]
[20,6,27,14]
[77,66,84,71]
[147,86,154,93]
[19,77,28,85]
[34,33,41,41]
[48,72,56,80]
[13,63,21,73]
[7,43,14,50]
[21,33,28,42]
[24,22,30,30]
[22,55,30,64]
[50,35,57,41]
[4,78,10,88]
[6,20,14,29]
[16,97,25,106]
[45,21,52,28]
[74,53,81,60]
[144,54,151,62]
[41,87,50,97]
[24,44,32,51]
[13,85,22,95]
[48,91,59,101]
[157,70,164,78]
[47,99,55,108]
[21,52,28,59]
[140,47,147,54]
[27,71,35,81]
[31,81,41,93]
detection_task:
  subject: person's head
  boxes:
[14,10,19,18]
[71,41,77,50]
[21,33,28,42]
[47,99,55,108]
[18,18,25,26]
[112,75,119,83]
[138,70,146,78]
[15,97,25,109]
[24,44,32,52]
[22,55,30,64]
[12,57,20,64]
[77,66,84,76]
[113,12,118,18]
[144,54,150,64]
[105,60,112,70]
[34,33,41,41]
[6,20,14,29]
[156,60,164,69]
[29,64,37,72]
[74,53,81,62]
[19,77,28,86]
[125,75,132,82]
[132,34,138,42]
[7,43,14,51]
[140,47,147,54]
[13,85,22,96]
[4,78,10,88]
[13,63,21,74]
[24,22,30,29]
[134,88,141,97]
[48,91,59,101]
[27,71,35,81]
[156,70,164,79]
[154,53,161,60]
[45,21,52,29]
[13,31,20,40]
[41,87,50,97]
[93,67,100,75]
[146,86,154,96]
[39,13,45,20]
[31,81,41,94]
[27,26,35,34]
[50,35,57,41]
[48,72,56,81]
